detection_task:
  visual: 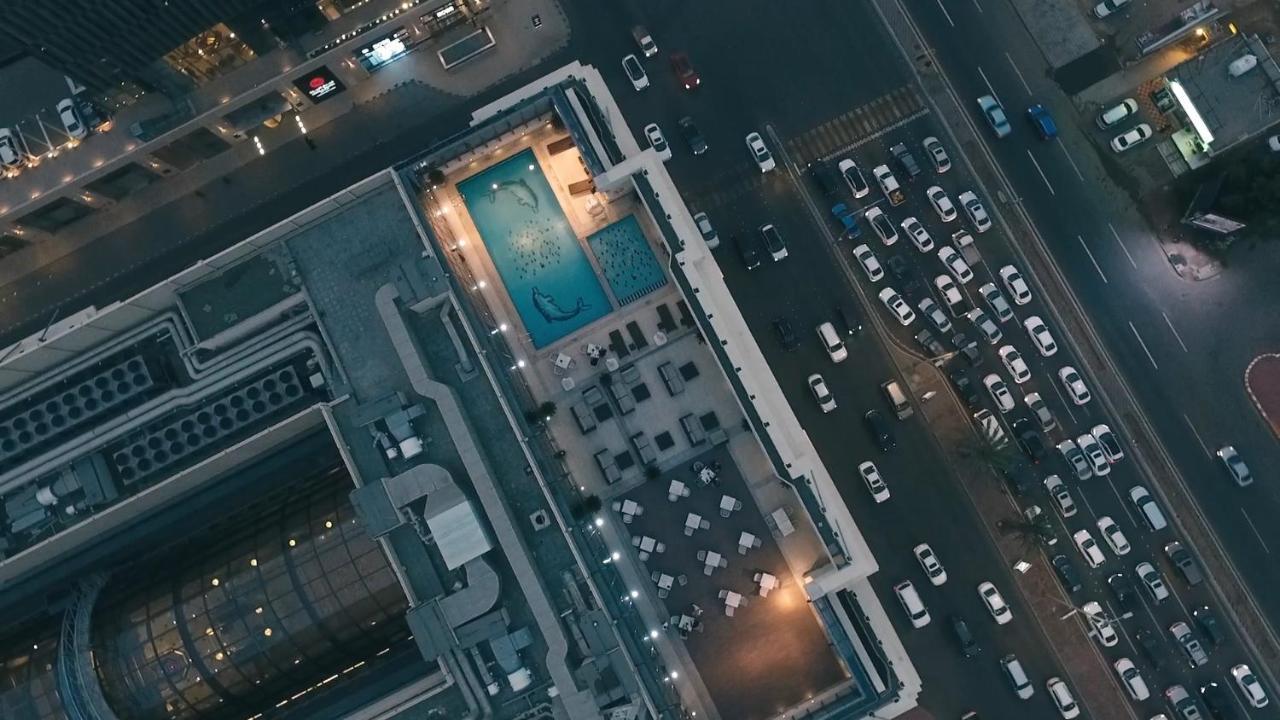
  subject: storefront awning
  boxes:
[1169,80,1215,146]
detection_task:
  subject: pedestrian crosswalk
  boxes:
[786,86,929,164]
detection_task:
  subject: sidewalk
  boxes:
[0,0,569,292]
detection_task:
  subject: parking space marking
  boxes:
[1056,138,1085,182]
[1026,150,1055,195]
[1076,235,1108,284]
[934,0,956,27]
[1128,321,1159,371]
[1242,508,1272,554]
[1107,223,1137,269]
[1181,414,1211,457]
[1005,53,1031,96]
[976,65,1000,105]
[1161,312,1189,353]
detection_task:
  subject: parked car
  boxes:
[1000,654,1034,700]
[1113,658,1150,701]
[957,190,992,232]
[1097,98,1138,129]
[1091,423,1124,463]
[1111,123,1153,153]
[622,54,649,91]
[1058,366,1091,405]
[1096,516,1130,555]
[693,211,719,248]
[57,98,88,140]
[859,461,890,502]
[632,25,657,56]
[1230,664,1269,708]
[865,410,895,451]
[852,244,884,281]
[1082,601,1118,647]
[1057,439,1092,481]
[914,543,948,585]
[948,368,982,408]
[1165,684,1204,720]
[1072,529,1106,568]
[746,131,775,172]
[1170,621,1209,667]
[1044,475,1076,517]
[1192,606,1224,647]
[669,51,699,90]
[1094,0,1132,18]
[1165,541,1204,587]
[998,265,1032,305]
[923,136,951,173]
[1025,392,1056,432]
[644,123,671,161]
[808,374,837,413]
[736,234,762,269]
[678,116,707,155]
[810,158,843,199]
[977,581,1012,624]
[1136,561,1170,602]
[773,317,799,350]
[760,223,787,261]
[1107,572,1136,611]
[1046,677,1080,719]
[927,185,958,222]
[0,128,24,170]
[979,283,1014,323]
[838,157,871,197]
[1051,554,1082,593]
[950,615,980,658]
[894,580,930,627]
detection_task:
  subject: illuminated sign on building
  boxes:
[293,67,346,103]
[356,27,411,71]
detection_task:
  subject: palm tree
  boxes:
[954,435,1021,475]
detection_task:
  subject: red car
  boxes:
[670,53,700,90]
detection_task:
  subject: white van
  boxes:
[817,322,848,363]
[1097,98,1138,129]
[882,380,913,419]
[1128,486,1168,531]
[893,580,930,628]
[1000,654,1034,700]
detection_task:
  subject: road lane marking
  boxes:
[934,0,955,26]
[976,65,1000,105]
[1056,138,1085,182]
[1005,53,1031,95]
[1161,312,1189,353]
[1104,475,1142,529]
[1076,235,1108,284]
[1135,590,1162,635]
[1048,380,1079,426]
[1026,150,1055,195]
[971,0,984,12]
[1107,223,1137,269]
[1242,508,1272,554]
[1182,414,1211,457]
[1128,321,1159,370]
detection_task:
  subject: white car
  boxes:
[983,373,1015,413]
[838,158,871,197]
[998,265,1032,305]
[865,206,898,246]
[1111,123,1153,153]
[1025,392,1057,432]
[1044,475,1077,518]
[913,543,948,586]
[894,580,930,628]
[1072,529,1106,568]
[923,136,951,173]
[1077,433,1110,477]
[1231,664,1269,708]
[1091,423,1124,463]
[919,297,952,333]
[978,581,1012,624]
[878,287,916,326]
[935,275,964,309]
[1113,658,1150,701]
[966,307,1003,345]
[957,190,992,232]
[998,346,1031,384]
[860,461,890,502]
[817,321,848,363]
[1082,601,1119,648]
[622,54,649,91]
[1046,677,1080,719]
[1136,561,1170,602]
[1058,366,1091,405]
[979,283,1014,323]
[901,217,934,252]
[937,246,974,283]
[1058,439,1092,481]
[693,211,719,249]
[1094,0,1131,18]
[809,374,837,413]
[0,128,23,170]
[977,95,1012,139]
[1023,316,1058,357]
[1096,516,1130,555]
[746,131,775,172]
[926,186,957,222]
[1217,445,1252,487]
[643,123,671,161]
[57,98,87,140]
[852,244,884,282]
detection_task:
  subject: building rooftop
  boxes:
[1167,33,1280,154]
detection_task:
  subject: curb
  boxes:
[1243,353,1280,438]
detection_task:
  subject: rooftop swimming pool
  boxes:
[587,215,667,306]
[457,149,611,348]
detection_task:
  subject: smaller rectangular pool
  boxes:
[587,215,667,306]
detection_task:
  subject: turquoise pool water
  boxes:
[457,149,611,348]
[587,215,667,305]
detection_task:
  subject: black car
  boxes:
[950,332,982,366]
[949,615,980,658]
[864,410,896,451]
[1107,572,1136,611]
[1012,418,1046,462]
[677,116,707,155]
[809,159,843,199]
[914,328,946,357]
[835,300,863,336]
[1200,682,1241,720]
[1000,464,1032,497]
[1193,606,1224,647]
[1050,554,1082,593]
[1165,541,1204,587]
[886,254,911,282]
[1133,628,1163,670]
[773,317,798,351]
[947,368,981,407]
[890,142,921,180]
[736,234,762,270]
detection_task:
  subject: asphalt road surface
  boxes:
[901,0,1280,651]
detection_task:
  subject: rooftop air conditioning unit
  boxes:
[1229,54,1258,78]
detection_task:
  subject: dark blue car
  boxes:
[1027,104,1058,140]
